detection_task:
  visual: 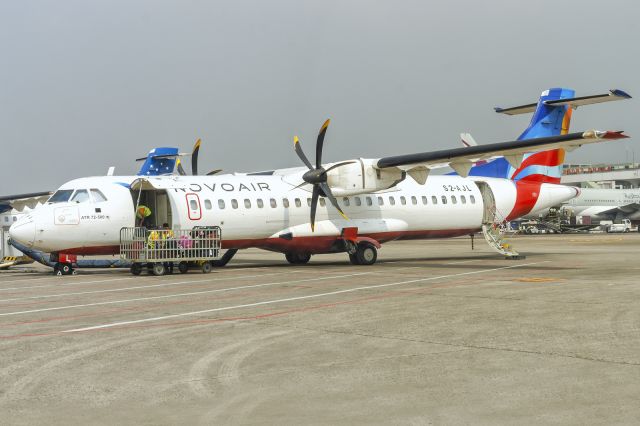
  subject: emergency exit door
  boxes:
[186,193,202,220]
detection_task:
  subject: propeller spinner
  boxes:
[293,119,355,231]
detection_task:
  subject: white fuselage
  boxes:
[561,188,640,220]
[9,173,577,255]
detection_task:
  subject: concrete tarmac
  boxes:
[1,234,640,425]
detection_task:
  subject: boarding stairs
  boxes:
[472,180,526,259]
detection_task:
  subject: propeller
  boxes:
[174,139,222,176]
[293,119,355,231]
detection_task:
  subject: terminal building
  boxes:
[562,162,640,189]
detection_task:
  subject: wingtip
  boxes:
[611,89,632,99]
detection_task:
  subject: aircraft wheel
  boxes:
[130,263,142,276]
[152,263,165,276]
[348,253,360,265]
[285,253,311,265]
[356,243,377,265]
[178,261,189,274]
[202,262,212,274]
[58,263,72,275]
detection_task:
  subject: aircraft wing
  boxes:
[597,203,640,217]
[0,191,52,213]
[375,130,628,181]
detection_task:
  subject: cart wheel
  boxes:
[201,262,212,274]
[178,261,189,274]
[131,263,142,276]
[152,263,165,276]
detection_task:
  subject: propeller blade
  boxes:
[191,138,201,175]
[310,185,320,232]
[291,181,310,191]
[319,182,348,220]
[176,159,187,176]
[324,160,356,173]
[294,136,314,170]
[316,119,330,169]
[206,169,223,176]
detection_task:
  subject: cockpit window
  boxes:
[48,190,74,203]
[90,189,107,202]
[70,189,90,203]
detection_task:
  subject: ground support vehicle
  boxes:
[120,226,221,275]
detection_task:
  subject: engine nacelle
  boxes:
[326,158,405,196]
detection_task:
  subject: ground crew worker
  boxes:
[136,205,151,226]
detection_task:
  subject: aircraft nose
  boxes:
[9,218,35,248]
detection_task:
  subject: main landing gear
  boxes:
[53,262,76,276]
[285,253,311,265]
[348,242,378,265]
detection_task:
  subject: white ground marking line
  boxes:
[0,272,372,317]
[444,259,483,265]
[0,277,139,292]
[64,262,548,333]
[0,271,299,302]
[0,264,283,287]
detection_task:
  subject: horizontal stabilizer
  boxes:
[495,89,631,115]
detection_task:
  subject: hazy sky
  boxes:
[1,0,638,194]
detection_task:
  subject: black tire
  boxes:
[60,263,72,275]
[285,253,311,265]
[202,262,212,274]
[349,253,360,265]
[131,263,142,276]
[356,243,377,266]
[152,263,165,276]
[178,261,189,274]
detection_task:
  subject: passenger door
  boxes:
[186,193,202,221]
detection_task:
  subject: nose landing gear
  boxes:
[53,262,76,276]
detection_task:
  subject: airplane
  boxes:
[454,88,631,184]
[558,187,640,221]
[7,115,628,274]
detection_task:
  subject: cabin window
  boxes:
[3,217,7,223]
[366,197,373,206]
[204,199,212,210]
[270,198,277,208]
[441,195,447,204]
[422,196,427,205]
[283,198,290,208]
[48,189,74,203]
[389,196,396,206]
[218,199,226,209]
[461,195,467,204]
[400,196,406,205]
[244,199,251,208]
[377,196,384,206]
[231,199,238,209]
[189,199,198,210]
[470,195,476,204]
[343,197,350,206]
[432,196,438,204]
[355,197,362,206]
[295,198,302,208]
[307,198,311,207]
[70,189,90,203]
[319,198,326,207]
[451,195,457,204]
[90,189,107,202]
[412,196,418,205]
[257,199,264,208]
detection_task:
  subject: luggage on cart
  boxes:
[120,226,221,276]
